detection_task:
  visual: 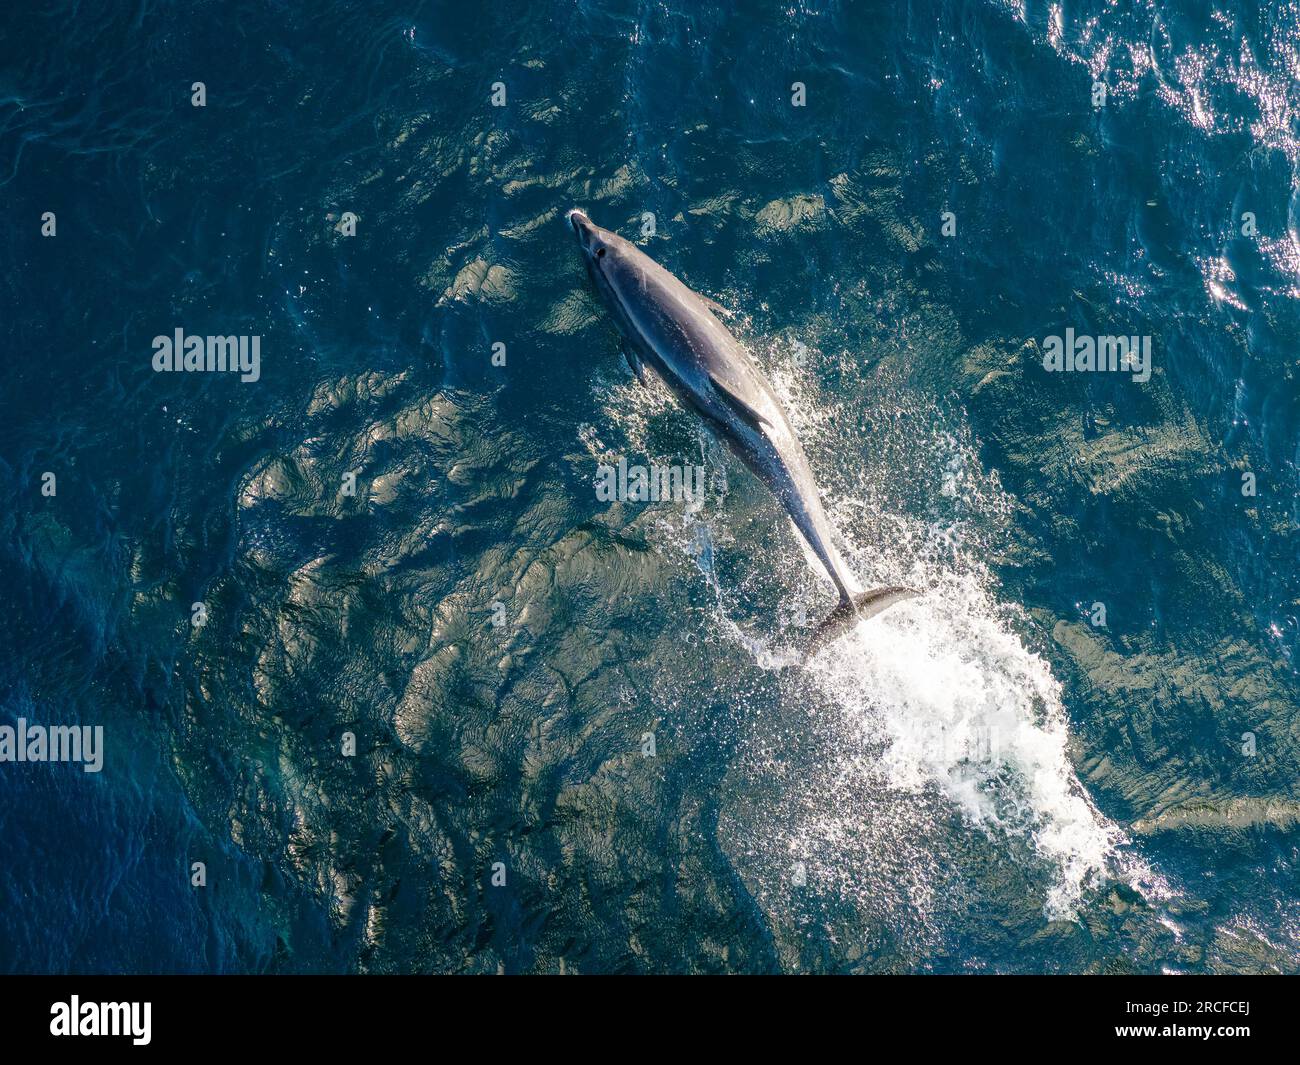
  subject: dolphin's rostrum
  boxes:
[569,209,917,650]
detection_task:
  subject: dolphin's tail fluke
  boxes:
[807,585,918,656]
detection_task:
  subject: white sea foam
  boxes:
[802,567,1119,919]
[776,346,1131,918]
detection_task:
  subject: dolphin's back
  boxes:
[599,238,861,596]
[602,244,789,436]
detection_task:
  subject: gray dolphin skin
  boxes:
[568,208,917,650]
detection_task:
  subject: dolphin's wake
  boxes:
[801,568,1120,920]
[589,330,1170,928]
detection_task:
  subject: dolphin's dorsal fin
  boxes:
[710,375,772,431]
[622,341,648,385]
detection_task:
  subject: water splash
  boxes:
[802,570,1121,919]
[588,305,1138,922]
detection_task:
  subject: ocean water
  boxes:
[1,0,1298,974]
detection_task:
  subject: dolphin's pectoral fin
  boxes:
[711,376,772,431]
[698,293,735,319]
[806,585,919,657]
[622,341,648,385]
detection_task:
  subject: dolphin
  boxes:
[568,208,917,649]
